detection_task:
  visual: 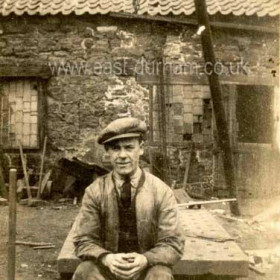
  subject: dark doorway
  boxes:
[236,85,273,144]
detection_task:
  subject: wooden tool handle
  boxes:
[19,143,32,200]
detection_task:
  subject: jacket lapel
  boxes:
[135,172,157,252]
[103,173,119,252]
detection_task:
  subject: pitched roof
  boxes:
[0,0,279,17]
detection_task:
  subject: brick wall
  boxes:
[0,14,278,188]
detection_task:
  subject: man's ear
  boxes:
[139,141,144,156]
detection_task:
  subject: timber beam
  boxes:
[110,12,279,34]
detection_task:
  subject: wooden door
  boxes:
[214,85,280,215]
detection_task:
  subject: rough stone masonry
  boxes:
[0,14,278,190]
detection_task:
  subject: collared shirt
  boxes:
[113,167,142,201]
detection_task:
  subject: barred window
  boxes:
[0,79,39,149]
[147,84,212,144]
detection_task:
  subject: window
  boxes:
[148,84,212,144]
[236,85,273,144]
[0,79,40,149]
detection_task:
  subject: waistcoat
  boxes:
[115,171,145,253]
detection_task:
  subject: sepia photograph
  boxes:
[0,0,280,279]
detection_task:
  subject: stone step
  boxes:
[57,208,248,278]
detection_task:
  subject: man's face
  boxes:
[106,138,144,177]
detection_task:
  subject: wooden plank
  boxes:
[174,209,248,276]
[178,198,237,207]
[57,209,248,277]
[0,66,51,78]
[33,245,55,250]
[137,74,278,86]
[57,217,80,275]
[109,12,279,34]
[16,241,53,246]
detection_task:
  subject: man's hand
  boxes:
[101,254,126,273]
[101,253,148,279]
[101,253,131,277]
[114,253,148,279]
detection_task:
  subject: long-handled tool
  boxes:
[178,198,237,209]
[19,143,32,202]
[37,136,47,199]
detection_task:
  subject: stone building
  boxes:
[0,0,279,210]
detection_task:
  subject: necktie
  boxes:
[121,177,131,208]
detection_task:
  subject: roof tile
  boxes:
[0,0,279,17]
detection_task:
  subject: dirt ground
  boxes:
[0,200,279,280]
[0,202,79,280]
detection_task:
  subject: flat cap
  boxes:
[97,117,147,145]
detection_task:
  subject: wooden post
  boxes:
[8,169,17,280]
[0,146,7,198]
[148,86,154,175]
[182,144,193,189]
[0,165,7,198]
[159,56,169,185]
[37,136,47,199]
[194,0,240,215]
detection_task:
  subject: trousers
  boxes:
[72,260,173,280]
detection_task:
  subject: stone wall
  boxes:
[0,14,278,188]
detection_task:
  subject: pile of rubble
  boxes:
[209,200,280,278]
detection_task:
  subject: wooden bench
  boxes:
[58,208,248,279]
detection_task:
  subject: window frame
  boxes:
[144,83,212,146]
[0,77,46,152]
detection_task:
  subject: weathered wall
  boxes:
[0,15,156,170]
[0,14,278,190]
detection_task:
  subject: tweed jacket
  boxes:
[73,170,185,267]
